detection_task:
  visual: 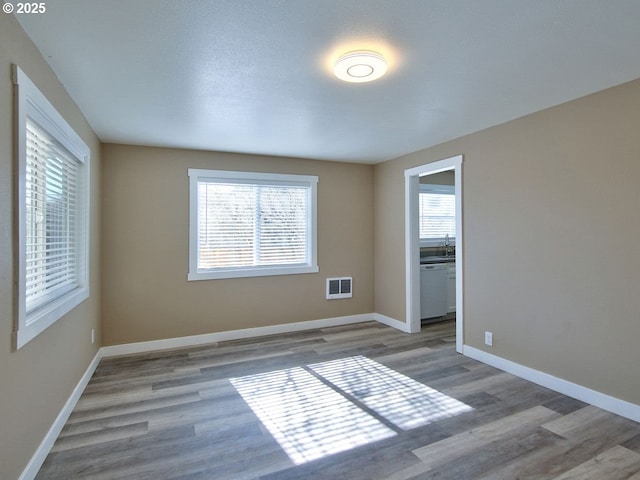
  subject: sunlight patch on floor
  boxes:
[231,356,472,465]
[230,366,396,464]
[309,356,472,429]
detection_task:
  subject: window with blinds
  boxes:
[25,120,84,314]
[14,65,90,350]
[419,185,456,242]
[189,170,318,280]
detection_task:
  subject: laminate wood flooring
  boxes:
[36,320,640,479]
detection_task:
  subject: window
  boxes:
[188,169,318,280]
[13,66,90,349]
[419,184,455,246]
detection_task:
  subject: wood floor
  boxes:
[36,320,640,479]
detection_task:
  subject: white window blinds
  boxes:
[189,169,318,280]
[419,190,456,240]
[25,119,85,315]
[198,182,308,268]
[14,65,90,349]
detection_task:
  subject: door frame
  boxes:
[404,154,463,353]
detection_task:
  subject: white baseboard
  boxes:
[102,313,378,357]
[19,349,103,480]
[373,313,411,333]
[463,345,640,423]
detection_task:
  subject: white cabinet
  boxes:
[447,262,456,313]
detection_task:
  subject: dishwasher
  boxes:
[420,263,448,320]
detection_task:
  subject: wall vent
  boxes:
[326,277,352,299]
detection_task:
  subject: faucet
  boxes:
[444,234,450,257]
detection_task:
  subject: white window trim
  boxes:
[13,65,90,350]
[419,183,456,247]
[188,169,318,281]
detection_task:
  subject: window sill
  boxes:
[14,286,89,350]
[188,264,319,281]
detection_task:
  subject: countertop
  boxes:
[420,256,456,264]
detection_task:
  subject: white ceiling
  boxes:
[16,1,640,164]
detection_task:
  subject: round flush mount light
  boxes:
[334,50,388,83]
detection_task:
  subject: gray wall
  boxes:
[374,78,640,405]
[101,144,374,345]
[0,14,101,479]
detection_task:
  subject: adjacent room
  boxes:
[2,2,640,478]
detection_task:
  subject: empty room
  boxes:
[2,1,640,479]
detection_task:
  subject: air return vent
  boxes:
[326,277,352,299]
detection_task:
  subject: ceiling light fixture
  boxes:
[334,50,387,83]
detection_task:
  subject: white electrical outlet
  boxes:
[484,331,493,347]
[91,329,95,344]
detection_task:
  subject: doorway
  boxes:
[404,155,463,353]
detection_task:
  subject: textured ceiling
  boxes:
[16,0,640,164]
